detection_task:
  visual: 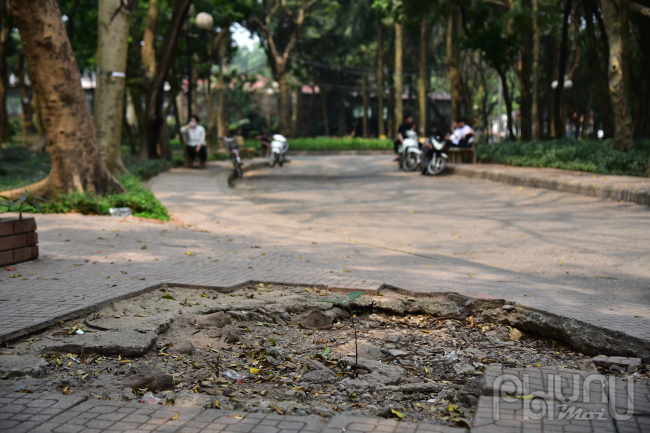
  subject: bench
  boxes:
[446,141,476,164]
[239,147,256,159]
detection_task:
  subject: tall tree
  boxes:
[418,18,427,137]
[394,21,403,129]
[3,0,123,199]
[94,0,132,175]
[446,8,461,121]
[531,0,540,140]
[551,0,571,139]
[376,22,384,137]
[140,0,193,159]
[251,0,318,136]
[601,0,634,149]
[518,0,532,140]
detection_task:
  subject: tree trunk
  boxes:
[531,0,540,140]
[497,67,515,139]
[0,2,11,143]
[601,0,634,149]
[3,0,123,200]
[394,22,403,130]
[552,0,571,140]
[291,88,298,137]
[142,0,193,159]
[278,71,291,136]
[94,0,130,176]
[377,23,384,137]
[16,50,37,135]
[129,86,146,151]
[418,18,427,137]
[362,75,369,137]
[338,91,346,137]
[217,50,226,139]
[446,10,461,121]
[519,0,532,141]
[321,88,329,136]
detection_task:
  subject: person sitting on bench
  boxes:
[445,117,474,148]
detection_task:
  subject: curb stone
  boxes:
[446,164,650,206]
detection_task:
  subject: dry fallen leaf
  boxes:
[509,328,523,341]
[171,413,179,420]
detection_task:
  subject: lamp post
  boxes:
[185,5,213,121]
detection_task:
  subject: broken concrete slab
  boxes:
[0,355,47,379]
[301,369,339,384]
[169,341,194,355]
[335,340,383,360]
[42,329,157,356]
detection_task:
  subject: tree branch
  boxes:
[631,2,650,18]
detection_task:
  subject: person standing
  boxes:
[180,115,207,168]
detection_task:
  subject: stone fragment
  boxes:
[452,363,476,375]
[367,313,385,323]
[335,340,383,360]
[457,377,482,406]
[121,371,174,391]
[387,349,408,357]
[174,391,213,408]
[576,359,598,373]
[220,326,240,343]
[195,311,232,327]
[322,308,350,323]
[169,341,194,355]
[592,355,641,372]
[340,357,405,385]
[399,382,443,393]
[0,355,47,379]
[485,326,509,339]
[299,309,333,329]
[301,369,339,384]
[42,329,157,356]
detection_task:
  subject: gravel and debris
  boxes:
[1,284,648,427]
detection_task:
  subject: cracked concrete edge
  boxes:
[446,165,650,206]
[3,279,649,362]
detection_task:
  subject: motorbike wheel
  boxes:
[426,155,447,175]
[279,155,284,167]
[402,152,420,172]
[271,153,279,167]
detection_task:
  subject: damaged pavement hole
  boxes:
[0,284,648,428]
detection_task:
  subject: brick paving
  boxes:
[0,162,649,348]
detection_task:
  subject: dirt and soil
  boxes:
[1,285,648,427]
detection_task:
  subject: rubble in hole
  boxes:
[0,284,647,427]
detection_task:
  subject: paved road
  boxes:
[237,155,650,302]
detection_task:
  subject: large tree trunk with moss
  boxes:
[601,0,634,150]
[446,10,461,121]
[2,0,123,200]
[0,1,12,143]
[394,22,403,130]
[94,0,131,176]
[418,18,427,137]
[376,23,384,137]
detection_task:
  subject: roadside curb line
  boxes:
[447,164,650,206]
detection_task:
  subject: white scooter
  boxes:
[270,134,289,167]
[398,129,421,172]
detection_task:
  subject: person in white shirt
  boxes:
[180,115,207,168]
[445,117,474,147]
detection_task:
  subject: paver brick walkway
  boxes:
[1,163,649,353]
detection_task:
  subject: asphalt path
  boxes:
[235,155,650,303]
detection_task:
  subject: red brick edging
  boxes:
[0,217,39,266]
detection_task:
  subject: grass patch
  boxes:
[277,137,392,151]
[1,146,177,221]
[476,139,650,177]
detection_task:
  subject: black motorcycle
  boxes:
[221,136,243,179]
[420,129,448,176]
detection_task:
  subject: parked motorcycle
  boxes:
[398,129,421,172]
[420,129,448,176]
[221,136,243,179]
[270,134,289,167]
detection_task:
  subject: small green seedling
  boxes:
[320,290,366,377]
[0,190,45,222]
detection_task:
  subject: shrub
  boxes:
[476,139,650,177]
